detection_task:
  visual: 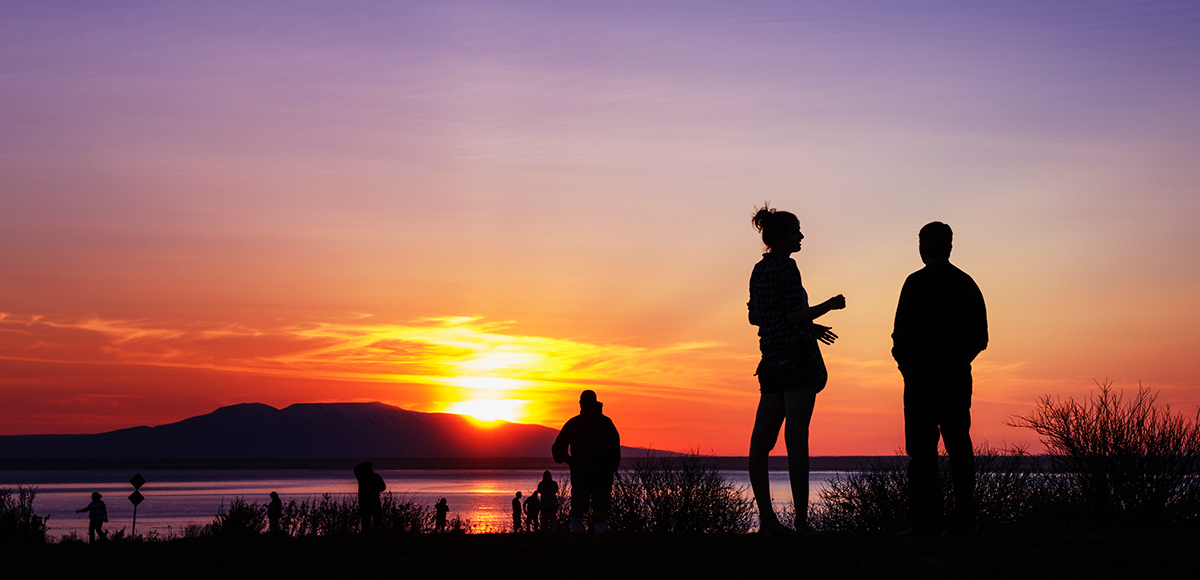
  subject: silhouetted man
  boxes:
[512,491,523,532]
[354,461,386,534]
[893,222,987,534]
[552,390,620,533]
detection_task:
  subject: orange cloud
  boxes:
[0,312,745,429]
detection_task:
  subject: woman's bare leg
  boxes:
[784,389,817,530]
[749,393,786,529]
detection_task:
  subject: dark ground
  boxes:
[9,529,1198,579]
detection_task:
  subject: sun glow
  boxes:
[444,399,528,423]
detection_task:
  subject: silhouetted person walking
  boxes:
[537,470,559,532]
[747,204,845,535]
[512,491,523,532]
[434,498,449,533]
[267,491,283,535]
[553,390,621,533]
[354,461,386,535]
[76,491,107,543]
[893,221,987,535]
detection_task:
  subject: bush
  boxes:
[808,456,908,533]
[607,453,754,533]
[212,497,267,536]
[1008,381,1200,526]
[809,448,1056,533]
[812,383,1200,532]
[284,494,356,536]
[278,492,430,537]
[0,486,48,543]
[379,492,431,535]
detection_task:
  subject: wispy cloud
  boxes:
[0,312,743,421]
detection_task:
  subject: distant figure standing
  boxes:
[893,221,988,534]
[512,491,523,532]
[523,491,541,532]
[267,491,283,535]
[747,204,845,535]
[354,461,387,535]
[552,390,621,533]
[434,498,449,533]
[537,470,559,532]
[75,491,108,543]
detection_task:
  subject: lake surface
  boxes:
[2,468,844,538]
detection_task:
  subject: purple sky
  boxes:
[3,1,1199,452]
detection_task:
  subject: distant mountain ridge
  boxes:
[0,402,599,460]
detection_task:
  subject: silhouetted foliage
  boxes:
[607,453,754,533]
[813,384,1200,532]
[447,514,472,534]
[277,492,430,537]
[808,456,908,532]
[553,479,573,532]
[1008,382,1200,526]
[212,497,267,536]
[0,486,48,543]
[202,492,432,537]
[809,448,1056,532]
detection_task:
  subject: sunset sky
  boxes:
[3,1,1199,455]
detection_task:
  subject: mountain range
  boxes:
[0,402,600,460]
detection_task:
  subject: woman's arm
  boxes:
[786,294,846,324]
[812,324,839,345]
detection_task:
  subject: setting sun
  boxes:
[444,399,529,424]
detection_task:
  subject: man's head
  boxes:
[919,221,952,264]
[580,389,601,413]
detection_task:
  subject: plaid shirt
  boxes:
[748,253,816,366]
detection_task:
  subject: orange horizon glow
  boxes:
[4,309,1198,456]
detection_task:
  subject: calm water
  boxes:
[2,468,841,538]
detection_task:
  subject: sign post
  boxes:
[129,473,146,537]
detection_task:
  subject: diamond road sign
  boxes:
[130,473,146,489]
[129,490,144,506]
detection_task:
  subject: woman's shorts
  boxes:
[756,353,827,395]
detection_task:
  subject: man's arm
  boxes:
[552,420,572,464]
[607,421,621,473]
[891,276,916,365]
[966,277,988,361]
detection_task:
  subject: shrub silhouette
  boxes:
[808,456,908,532]
[607,452,753,533]
[212,497,267,536]
[0,486,48,543]
[809,448,1054,532]
[277,492,429,537]
[812,383,1200,532]
[206,492,429,537]
[1008,381,1200,526]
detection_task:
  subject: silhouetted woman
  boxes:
[76,491,108,543]
[537,470,559,532]
[747,204,845,534]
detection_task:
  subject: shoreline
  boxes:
[0,455,898,472]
